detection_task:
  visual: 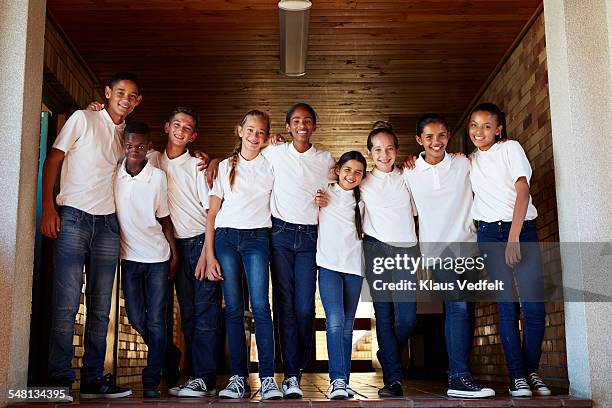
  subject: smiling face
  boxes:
[336,159,365,190]
[416,122,449,163]
[239,115,269,154]
[368,132,397,173]
[286,106,316,145]
[164,112,197,147]
[469,110,502,151]
[104,80,142,122]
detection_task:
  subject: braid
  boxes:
[228,130,242,190]
[353,187,363,239]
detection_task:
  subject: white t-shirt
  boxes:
[360,167,418,246]
[262,142,335,225]
[154,149,210,239]
[210,154,274,229]
[470,140,538,222]
[53,109,124,215]
[114,159,171,263]
[316,183,364,276]
[404,153,476,258]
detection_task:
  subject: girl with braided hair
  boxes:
[195,110,282,400]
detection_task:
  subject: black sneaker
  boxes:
[378,380,403,397]
[528,372,551,396]
[509,377,533,397]
[447,376,495,398]
[80,374,132,399]
[143,389,161,398]
[328,379,348,400]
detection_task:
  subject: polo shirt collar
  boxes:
[477,142,502,154]
[288,142,315,158]
[415,152,451,170]
[101,108,125,129]
[371,166,401,178]
[163,148,191,165]
[238,152,263,167]
[118,158,154,183]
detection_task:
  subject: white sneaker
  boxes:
[169,377,215,397]
[528,372,551,396]
[509,377,533,397]
[219,375,250,399]
[260,377,283,400]
[282,376,303,398]
[329,378,348,400]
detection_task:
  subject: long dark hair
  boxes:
[336,150,367,240]
[285,102,317,125]
[470,102,507,140]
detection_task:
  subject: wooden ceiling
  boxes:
[46,0,542,160]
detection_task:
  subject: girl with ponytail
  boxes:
[316,151,367,400]
[195,110,283,400]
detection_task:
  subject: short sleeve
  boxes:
[209,161,227,200]
[326,153,337,183]
[505,140,532,185]
[197,167,211,210]
[155,173,171,218]
[261,142,283,162]
[53,110,85,153]
[147,149,162,169]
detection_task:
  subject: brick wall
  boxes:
[463,12,568,389]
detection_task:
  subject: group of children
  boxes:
[41,71,551,402]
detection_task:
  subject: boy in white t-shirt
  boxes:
[40,72,142,400]
[114,122,178,398]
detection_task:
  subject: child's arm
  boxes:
[40,148,66,238]
[199,196,223,281]
[158,216,179,279]
[506,176,530,267]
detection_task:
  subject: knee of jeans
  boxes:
[497,302,519,320]
[395,316,417,336]
[295,304,315,320]
[224,304,245,322]
[325,314,344,331]
[522,302,546,320]
[250,301,272,321]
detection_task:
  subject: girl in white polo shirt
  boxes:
[469,102,550,397]
[317,151,367,400]
[360,122,418,398]
[195,110,283,401]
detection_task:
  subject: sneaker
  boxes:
[219,375,251,399]
[447,376,495,398]
[329,379,348,400]
[528,372,551,396]
[347,385,355,398]
[169,377,215,397]
[378,380,403,397]
[143,389,161,399]
[282,376,303,399]
[509,377,533,397]
[80,374,132,399]
[261,377,283,400]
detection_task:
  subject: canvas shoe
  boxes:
[447,376,495,398]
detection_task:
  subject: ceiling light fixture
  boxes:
[278,0,312,76]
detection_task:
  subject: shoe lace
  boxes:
[226,375,245,394]
[261,377,278,394]
[330,378,346,392]
[284,376,299,389]
[100,373,116,386]
[528,372,546,388]
[514,377,530,389]
[460,376,482,390]
[184,377,206,391]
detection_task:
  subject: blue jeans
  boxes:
[175,233,221,387]
[215,228,275,378]
[48,206,120,385]
[270,217,318,377]
[318,268,363,382]
[121,260,169,389]
[477,219,546,380]
[363,235,418,384]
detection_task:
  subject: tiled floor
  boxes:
[14,373,591,407]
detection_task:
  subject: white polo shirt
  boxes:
[114,159,171,263]
[316,183,365,276]
[210,154,274,229]
[262,142,335,225]
[404,153,476,258]
[470,140,538,222]
[156,149,210,239]
[360,167,418,246]
[53,109,124,215]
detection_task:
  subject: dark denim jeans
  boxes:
[477,219,546,380]
[270,217,318,378]
[215,227,274,378]
[318,267,363,383]
[48,206,120,385]
[121,260,169,389]
[363,235,418,384]
[175,233,221,388]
